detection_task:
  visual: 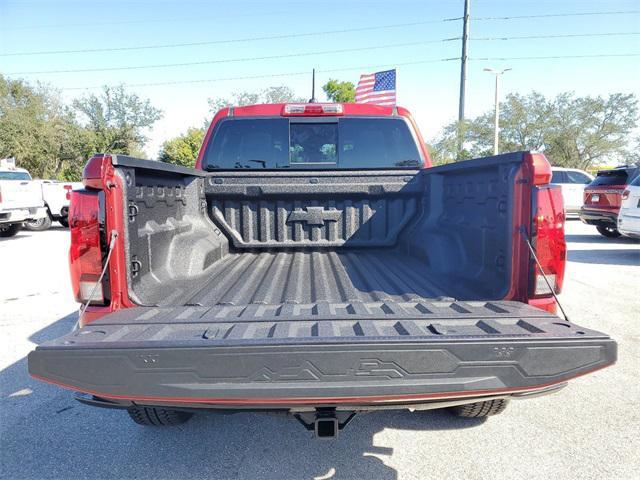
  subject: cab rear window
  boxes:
[0,171,31,180]
[202,117,422,170]
[590,169,636,186]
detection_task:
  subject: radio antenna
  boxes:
[309,68,317,103]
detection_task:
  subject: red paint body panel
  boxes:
[76,155,135,327]
[527,296,558,314]
[584,185,626,213]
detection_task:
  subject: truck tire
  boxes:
[58,216,69,228]
[0,223,22,238]
[24,214,52,231]
[448,399,509,418]
[127,407,193,426]
[596,226,621,238]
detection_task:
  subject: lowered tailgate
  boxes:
[28,301,616,406]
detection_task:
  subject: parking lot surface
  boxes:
[1,221,639,480]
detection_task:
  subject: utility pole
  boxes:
[483,68,511,155]
[458,0,470,123]
[457,0,471,158]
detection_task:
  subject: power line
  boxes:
[15,28,635,76]
[57,53,639,92]
[472,53,640,61]
[0,18,462,57]
[473,32,640,41]
[6,38,461,75]
[474,10,640,21]
[4,11,637,57]
[1,10,292,31]
[60,58,460,91]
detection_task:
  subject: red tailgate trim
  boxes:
[31,364,610,406]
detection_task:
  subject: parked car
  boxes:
[23,179,83,231]
[579,166,640,237]
[0,158,48,238]
[28,103,616,438]
[550,167,594,216]
[617,173,640,239]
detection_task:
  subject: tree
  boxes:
[72,85,163,155]
[0,78,163,180]
[322,79,356,102]
[0,75,84,179]
[262,86,304,104]
[158,127,205,168]
[545,93,637,169]
[429,91,638,168]
[208,85,303,113]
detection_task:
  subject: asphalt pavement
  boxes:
[1,221,639,480]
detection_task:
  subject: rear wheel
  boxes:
[127,406,193,426]
[448,399,509,418]
[24,214,52,231]
[596,225,621,238]
[0,223,21,238]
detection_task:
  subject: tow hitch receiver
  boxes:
[294,409,357,439]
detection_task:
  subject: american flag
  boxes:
[355,69,396,106]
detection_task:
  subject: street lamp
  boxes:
[483,67,511,155]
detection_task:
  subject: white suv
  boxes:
[618,174,640,239]
[550,167,594,216]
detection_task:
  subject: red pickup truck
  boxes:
[28,103,616,438]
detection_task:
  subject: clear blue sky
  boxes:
[1,0,639,156]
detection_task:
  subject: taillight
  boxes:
[282,103,344,116]
[63,184,73,200]
[622,189,630,200]
[83,155,108,189]
[530,186,566,298]
[525,152,553,186]
[69,190,106,305]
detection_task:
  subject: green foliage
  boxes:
[208,85,303,113]
[0,77,162,180]
[72,85,162,155]
[0,75,81,179]
[322,79,356,103]
[158,127,205,168]
[429,91,638,168]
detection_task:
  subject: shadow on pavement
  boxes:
[0,225,68,243]
[567,249,640,266]
[1,312,486,480]
[565,233,639,244]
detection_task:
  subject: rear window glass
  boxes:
[566,171,592,184]
[0,171,31,180]
[551,171,565,183]
[202,117,422,170]
[631,175,640,187]
[590,169,634,186]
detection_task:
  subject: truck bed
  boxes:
[28,301,616,406]
[183,249,461,307]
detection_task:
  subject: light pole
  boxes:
[483,68,511,155]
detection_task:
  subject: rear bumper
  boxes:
[578,208,618,227]
[28,303,617,409]
[618,213,640,239]
[0,206,47,224]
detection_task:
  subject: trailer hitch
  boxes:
[293,409,357,439]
